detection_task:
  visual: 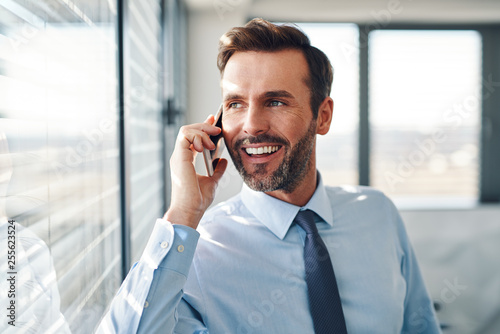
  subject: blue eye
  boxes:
[228,102,243,109]
[269,101,284,107]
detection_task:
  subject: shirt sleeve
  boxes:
[95,219,200,334]
[388,202,442,334]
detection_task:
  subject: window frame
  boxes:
[117,0,187,278]
[358,23,500,204]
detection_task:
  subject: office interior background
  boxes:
[0,0,499,332]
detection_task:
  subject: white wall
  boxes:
[187,9,247,204]
[402,206,500,333]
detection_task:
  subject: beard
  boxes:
[227,120,317,193]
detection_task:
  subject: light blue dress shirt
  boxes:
[97,175,441,334]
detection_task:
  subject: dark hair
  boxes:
[217,18,333,118]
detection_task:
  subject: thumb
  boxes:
[211,158,228,184]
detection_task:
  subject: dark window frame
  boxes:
[358,23,500,203]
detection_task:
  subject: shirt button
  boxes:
[144,301,149,309]
[160,241,169,249]
[177,245,184,253]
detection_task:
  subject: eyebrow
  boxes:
[223,93,244,102]
[223,90,295,102]
[263,90,295,99]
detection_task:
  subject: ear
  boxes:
[316,97,333,135]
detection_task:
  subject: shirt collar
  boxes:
[240,172,333,240]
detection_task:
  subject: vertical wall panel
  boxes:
[125,0,166,263]
[164,0,188,208]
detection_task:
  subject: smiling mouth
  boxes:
[244,145,281,157]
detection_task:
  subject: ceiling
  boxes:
[184,0,500,24]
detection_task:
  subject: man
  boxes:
[98,19,441,333]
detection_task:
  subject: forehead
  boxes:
[221,49,310,97]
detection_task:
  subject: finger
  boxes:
[211,158,228,183]
[191,130,218,152]
[178,128,220,152]
[179,123,221,141]
[191,135,205,152]
[203,123,222,135]
[204,114,215,124]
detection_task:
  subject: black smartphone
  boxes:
[202,104,224,176]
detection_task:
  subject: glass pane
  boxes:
[126,0,166,262]
[369,30,481,203]
[0,1,121,333]
[297,23,359,186]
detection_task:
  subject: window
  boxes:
[297,23,359,186]
[0,0,187,332]
[295,22,499,205]
[125,0,166,264]
[369,30,482,203]
[0,0,121,331]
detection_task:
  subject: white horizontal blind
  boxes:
[126,0,166,263]
[0,1,121,332]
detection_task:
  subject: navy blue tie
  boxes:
[295,209,347,334]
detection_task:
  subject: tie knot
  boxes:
[294,210,318,235]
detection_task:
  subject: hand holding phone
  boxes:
[164,105,228,229]
[203,104,224,176]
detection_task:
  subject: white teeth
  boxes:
[245,146,279,155]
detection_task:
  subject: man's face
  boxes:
[221,49,318,193]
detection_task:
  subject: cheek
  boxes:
[221,119,239,145]
[272,118,302,137]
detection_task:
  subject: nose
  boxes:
[242,104,269,137]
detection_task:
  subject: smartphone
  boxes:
[203,104,224,176]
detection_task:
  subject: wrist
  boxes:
[163,207,202,230]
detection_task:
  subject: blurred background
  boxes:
[0,0,499,332]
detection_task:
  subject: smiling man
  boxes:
[222,48,329,203]
[98,19,441,334]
